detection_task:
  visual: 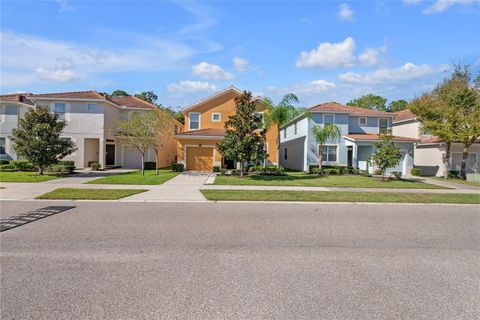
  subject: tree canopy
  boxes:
[368,134,401,180]
[388,99,408,112]
[110,90,129,97]
[10,106,76,174]
[135,91,158,104]
[347,94,388,111]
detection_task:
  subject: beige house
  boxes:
[393,109,480,176]
[0,91,181,169]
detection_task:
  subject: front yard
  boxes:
[213,172,446,189]
[87,169,178,185]
[37,188,147,200]
[202,190,480,204]
[433,177,480,188]
[0,171,60,183]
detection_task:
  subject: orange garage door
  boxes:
[186,147,214,171]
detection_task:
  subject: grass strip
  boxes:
[87,169,178,185]
[37,188,147,200]
[201,190,480,204]
[0,172,60,183]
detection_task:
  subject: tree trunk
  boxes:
[141,153,145,176]
[317,147,323,173]
[155,150,159,175]
[276,125,280,168]
[38,166,43,175]
[460,146,469,180]
[240,161,244,177]
[443,142,451,180]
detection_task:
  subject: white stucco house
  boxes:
[0,91,159,169]
[392,109,480,176]
[279,102,417,175]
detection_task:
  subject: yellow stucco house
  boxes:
[175,86,278,171]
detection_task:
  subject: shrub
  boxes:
[144,162,156,170]
[48,164,73,174]
[323,168,340,175]
[230,169,238,175]
[11,160,35,171]
[310,167,321,175]
[0,164,16,172]
[359,170,369,176]
[259,165,285,176]
[249,165,264,172]
[220,168,227,175]
[213,166,221,173]
[411,167,422,176]
[90,162,102,171]
[171,163,184,172]
[0,160,10,165]
[374,169,383,175]
[448,170,459,179]
[392,172,402,180]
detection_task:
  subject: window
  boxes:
[284,148,288,160]
[0,138,5,155]
[359,117,367,125]
[189,112,200,130]
[53,103,66,120]
[324,114,334,126]
[5,105,18,115]
[87,103,96,112]
[211,113,221,122]
[379,118,389,134]
[294,122,297,135]
[283,129,287,139]
[322,145,337,162]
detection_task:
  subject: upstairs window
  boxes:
[322,145,337,162]
[53,103,66,121]
[359,117,367,125]
[283,129,287,139]
[211,113,221,122]
[324,114,334,126]
[189,112,200,130]
[0,137,5,155]
[87,103,96,112]
[379,118,389,134]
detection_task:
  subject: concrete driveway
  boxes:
[1,201,479,320]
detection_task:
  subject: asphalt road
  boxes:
[1,201,479,320]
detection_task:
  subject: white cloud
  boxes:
[403,0,480,13]
[403,0,423,5]
[339,62,449,84]
[296,37,386,69]
[56,0,73,13]
[293,80,337,95]
[35,68,78,82]
[192,62,235,80]
[337,3,354,21]
[233,57,249,72]
[167,80,217,93]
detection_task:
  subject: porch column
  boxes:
[352,144,358,169]
[99,138,106,169]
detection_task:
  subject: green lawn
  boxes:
[214,172,446,189]
[87,169,179,185]
[37,188,147,200]
[0,171,60,183]
[201,190,480,204]
[433,177,480,188]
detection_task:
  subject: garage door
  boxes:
[186,147,213,171]
[123,146,142,168]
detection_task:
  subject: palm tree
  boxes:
[263,94,305,167]
[312,124,342,170]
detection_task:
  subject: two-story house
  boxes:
[279,102,418,175]
[0,91,181,169]
[174,86,278,171]
[393,109,479,176]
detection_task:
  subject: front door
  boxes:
[106,144,115,166]
[347,147,353,167]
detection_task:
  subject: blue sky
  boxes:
[1,0,479,109]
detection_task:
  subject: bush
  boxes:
[171,163,184,172]
[249,165,263,172]
[213,166,221,173]
[310,167,321,175]
[220,168,227,175]
[392,172,402,180]
[323,168,340,175]
[359,170,369,176]
[448,170,459,179]
[90,162,102,171]
[0,160,10,165]
[144,162,156,170]
[411,167,422,176]
[11,160,35,171]
[374,169,383,175]
[259,165,285,176]
[0,164,16,172]
[48,164,74,174]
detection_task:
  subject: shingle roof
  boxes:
[309,102,394,116]
[30,90,105,100]
[0,93,34,105]
[111,96,157,110]
[393,109,416,123]
[344,134,419,142]
[176,128,225,137]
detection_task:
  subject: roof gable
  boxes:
[309,102,394,116]
[393,109,416,123]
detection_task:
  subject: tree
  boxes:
[388,99,408,112]
[149,109,177,174]
[111,90,129,97]
[347,94,388,111]
[217,91,267,177]
[135,91,158,104]
[10,106,76,174]
[115,112,156,175]
[312,123,341,171]
[263,93,305,167]
[367,134,401,180]
[411,63,480,179]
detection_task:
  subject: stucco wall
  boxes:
[392,119,420,139]
[279,136,306,171]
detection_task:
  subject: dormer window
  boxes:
[359,117,367,125]
[189,112,200,130]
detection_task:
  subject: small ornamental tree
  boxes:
[217,91,267,177]
[115,112,156,175]
[150,109,177,175]
[368,134,401,180]
[10,106,76,174]
[312,124,341,170]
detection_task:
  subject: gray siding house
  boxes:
[280,102,418,175]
